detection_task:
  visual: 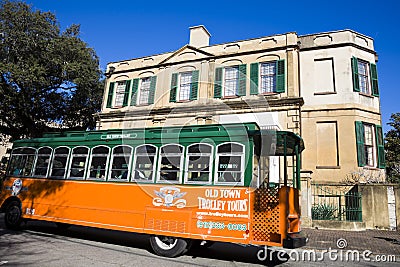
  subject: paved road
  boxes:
[0,214,399,266]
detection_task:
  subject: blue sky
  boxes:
[27,0,400,132]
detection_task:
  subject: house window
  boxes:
[224,67,239,97]
[169,71,199,102]
[260,62,276,93]
[352,57,379,96]
[138,77,151,105]
[178,72,192,101]
[114,81,126,107]
[157,144,184,183]
[355,121,385,168]
[88,146,110,180]
[357,60,370,95]
[185,143,213,184]
[250,60,285,95]
[215,142,244,185]
[133,145,157,182]
[214,65,246,98]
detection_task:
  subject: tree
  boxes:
[385,113,400,183]
[0,0,103,141]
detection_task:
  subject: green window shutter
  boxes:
[106,82,115,108]
[370,63,379,96]
[190,70,199,100]
[130,78,139,106]
[214,67,223,98]
[375,125,385,169]
[250,63,259,95]
[355,121,365,167]
[275,59,285,93]
[237,64,247,96]
[169,73,178,102]
[352,57,360,92]
[148,76,157,104]
[122,80,131,107]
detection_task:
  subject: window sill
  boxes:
[362,166,382,171]
[359,93,374,98]
[221,95,241,100]
[314,92,337,96]
[316,166,341,169]
[177,99,192,103]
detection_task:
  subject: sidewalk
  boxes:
[302,227,400,255]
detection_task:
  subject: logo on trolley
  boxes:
[153,187,187,208]
[11,178,23,196]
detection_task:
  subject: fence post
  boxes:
[300,170,313,227]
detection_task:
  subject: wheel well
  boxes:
[0,197,21,213]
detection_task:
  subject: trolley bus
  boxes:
[0,122,306,257]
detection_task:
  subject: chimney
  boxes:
[189,25,211,48]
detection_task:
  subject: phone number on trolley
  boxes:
[197,220,247,231]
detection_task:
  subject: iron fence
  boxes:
[311,184,362,221]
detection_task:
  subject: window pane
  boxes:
[134,145,156,181]
[139,77,151,105]
[224,67,238,97]
[114,81,126,106]
[69,147,89,179]
[33,147,52,177]
[159,145,183,182]
[88,146,109,179]
[7,147,36,176]
[358,61,369,94]
[216,143,244,184]
[110,146,131,180]
[260,62,276,93]
[179,72,192,101]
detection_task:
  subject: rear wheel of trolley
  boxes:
[149,235,192,257]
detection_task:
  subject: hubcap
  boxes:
[154,236,178,250]
[7,206,20,225]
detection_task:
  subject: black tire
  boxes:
[4,200,22,230]
[55,222,71,230]
[149,235,191,257]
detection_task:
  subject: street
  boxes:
[0,214,399,266]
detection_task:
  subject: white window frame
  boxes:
[214,142,245,186]
[67,146,90,180]
[132,144,158,183]
[184,143,213,185]
[363,123,376,167]
[357,60,371,95]
[33,146,53,178]
[177,72,192,102]
[86,145,110,181]
[156,144,184,184]
[49,146,71,179]
[259,61,277,94]
[138,77,151,105]
[113,80,126,107]
[223,66,239,97]
[108,145,133,181]
[8,147,37,177]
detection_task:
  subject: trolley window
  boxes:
[7,147,36,177]
[68,146,89,179]
[109,145,132,181]
[185,143,213,184]
[87,146,110,180]
[33,147,52,177]
[215,142,244,185]
[157,144,184,183]
[49,147,70,179]
[133,145,157,182]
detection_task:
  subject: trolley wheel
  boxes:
[55,222,71,230]
[4,200,22,230]
[149,235,191,257]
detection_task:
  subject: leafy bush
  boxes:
[311,204,337,220]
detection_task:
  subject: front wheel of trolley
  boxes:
[4,200,22,230]
[150,235,191,257]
